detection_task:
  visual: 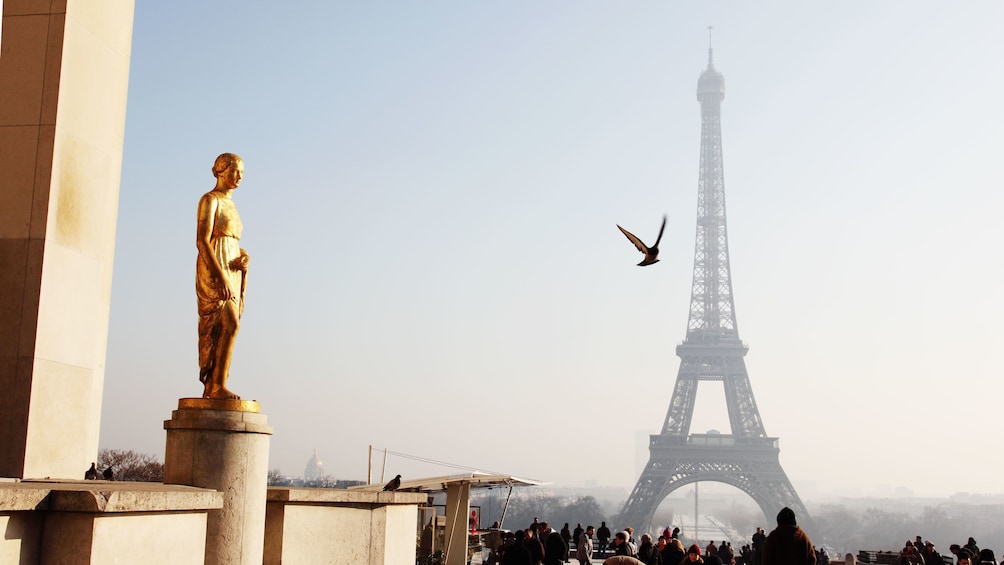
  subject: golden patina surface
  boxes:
[178,398,261,413]
[196,153,250,400]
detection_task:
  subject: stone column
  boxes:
[0,0,135,479]
[164,399,273,565]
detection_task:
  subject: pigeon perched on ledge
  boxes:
[383,474,402,491]
[102,466,114,481]
[84,462,97,480]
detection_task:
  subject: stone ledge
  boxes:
[267,487,427,505]
[0,483,50,511]
[0,480,223,513]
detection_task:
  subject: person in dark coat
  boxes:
[752,528,766,565]
[922,542,942,565]
[614,532,636,557]
[637,534,661,565]
[597,522,612,555]
[899,540,923,565]
[526,528,545,565]
[662,538,686,565]
[761,507,816,565]
[543,522,567,565]
[561,523,573,563]
[966,539,982,561]
[503,530,534,565]
[719,541,734,564]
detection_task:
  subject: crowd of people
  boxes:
[490,507,817,565]
[895,536,996,565]
[487,509,995,565]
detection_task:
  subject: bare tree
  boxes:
[97,449,164,482]
[268,468,293,486]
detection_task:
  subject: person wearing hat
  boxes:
[760,507,816,565]
[685,544,705,564]
[922,541,943,565]
[966,539,982,561]
[900,540,922,564]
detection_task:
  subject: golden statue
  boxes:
[196,153,249,399]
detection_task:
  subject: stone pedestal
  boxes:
[264,488,427,565]
[164,399,272,565]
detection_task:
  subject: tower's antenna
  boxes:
[707,26,714,67]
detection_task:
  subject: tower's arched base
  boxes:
[617,435,810,533]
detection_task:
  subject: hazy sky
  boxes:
[101,2,1004,499]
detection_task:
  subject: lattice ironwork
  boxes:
[618,42,808,533]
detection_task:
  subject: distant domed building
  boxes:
[304,449,325,480]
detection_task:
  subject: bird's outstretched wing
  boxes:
[617,225,648,253]
[652,215,667,247]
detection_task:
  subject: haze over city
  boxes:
[101,2,1004,501]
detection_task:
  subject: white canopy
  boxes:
[348,471,545,493]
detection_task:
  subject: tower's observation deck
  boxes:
[697,48,725,100]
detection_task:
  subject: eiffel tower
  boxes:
[617,36,809,533]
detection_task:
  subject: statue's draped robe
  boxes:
[196,192,243,382]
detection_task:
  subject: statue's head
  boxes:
[212,153,243,177]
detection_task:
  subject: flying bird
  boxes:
[102,466,114,481]
[383,474,402,492]
[617,215,667,266]
[84,462,97,480]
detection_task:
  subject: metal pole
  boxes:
[694,482,699,545]
[498,484,514,528]
[380,447,388,482]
